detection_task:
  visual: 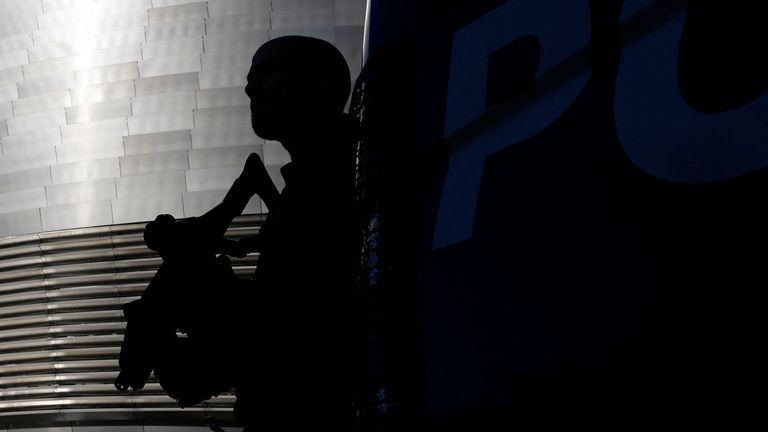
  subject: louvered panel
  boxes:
[0,215,263,427]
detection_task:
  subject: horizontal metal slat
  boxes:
[0,347,119,366]
[39,238,113,255]
[0,334,123,354]
[0,297,133,319]
[0,310,124,331]
[0,371,119,387]
[0,255,43,272]
[0,383,165,400]
[0,359,118,377]
[0,244,41,261]
[0,322,125,343]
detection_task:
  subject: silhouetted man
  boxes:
[235,36,358,431]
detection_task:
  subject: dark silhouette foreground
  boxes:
[116,36,359,432]
[115,153,268,407]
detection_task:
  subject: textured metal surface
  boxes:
[0,0,366,238]
[0,215,263,428]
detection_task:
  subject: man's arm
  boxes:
[196,153,276,240]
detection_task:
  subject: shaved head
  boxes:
[249,36,351,113]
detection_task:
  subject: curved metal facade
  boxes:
[0,214,262,429]
[0,0,367,429]
[0,0,365,238]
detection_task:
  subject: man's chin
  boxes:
[251,118,279,141]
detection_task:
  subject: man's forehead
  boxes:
[251,37,318,66]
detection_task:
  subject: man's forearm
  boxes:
[260,182,280,211]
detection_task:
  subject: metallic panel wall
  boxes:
[0,0,366,239]
[0,216,261,428]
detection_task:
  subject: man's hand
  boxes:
[241,152,280,210]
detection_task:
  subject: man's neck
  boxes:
[281,112,349,162]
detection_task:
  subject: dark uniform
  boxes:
[236,115,358,431]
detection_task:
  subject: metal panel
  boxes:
[0,188,47,214]
[182,189,260,217]
[148,3,209,25]
[198,69,245,89]
[92,27,147,51]
[143,427,216,432]
[90,11,149,34]
[116,171,186,198]
[0,146,56,175]
[190,125,261,149]
[70,80,135,106]
[0,83,18,103]
[131,91,196,116]
[207,0,270,17]
[203,31,267,55]
[0,166,52,194]
[335,25,364,62]
[263,141,292,166]
[0,33,33,56]
[0,127,62,153]
[181,189,223,217]
[141,37,203,60]
[23,57,77,81]
[195,87,248,109]
[134,72,199,96]
[55,137,125,164]
[43,0,101,13]
[185,166,239,192]
[51,158,121,184]
[73,426,144,432]
[123,130,191,155]
[90,0,152,14]
[138,55,201,78]
[145,19,205,42]
[33,26,86,46]
[193,106,249,128]
[74,45,142,71]
[65,99,132,124]
[0,208,42,239]
[111,192,183,223]
[127,111,193,135]
[0,101,10,120]
[273,0,335,12]
[0,66,22,86]
[270,26,336,43]
[200,52,251,72]
[37,8,90,30]
[205,14,270,34]
[18,75,76,98]
[74,63,139,88]
[0,18,37,40]
[119,150,189,176]
[266,165,286,192]
[40,200,114,232]
[0,0,43,17]
[335,0,367,25]
[271,8,336,29]
[152,0,205,7]
[188,145,260,170]
[45,178,116,207]
[12,91,72,117]
[61,118,128,144]
[28,42,82,64]
[0,50,29,69]
[7,109,67,135]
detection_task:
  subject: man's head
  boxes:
[245,36,351,142]
[144,214,177,259]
